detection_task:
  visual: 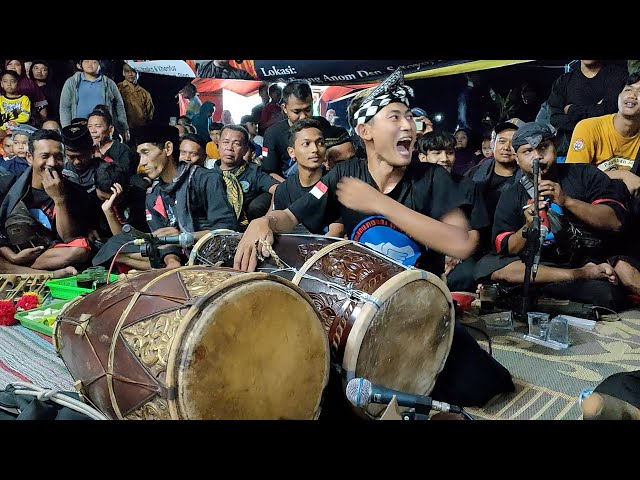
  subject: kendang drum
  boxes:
[53,265,330,420]
[189,231,456,418]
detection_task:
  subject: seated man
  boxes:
[61,120,103,196]
[178,133,207,167]
[475,122,640,310]
[205,122,224,165]
[209,125,279,228]
[88,109,136,175]
[0,129,91,271]
[273,118,343,237]
[417,130,490,292]
[234,70,514,408]
[93,124,238,270]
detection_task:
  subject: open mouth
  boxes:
[396,139,412,155]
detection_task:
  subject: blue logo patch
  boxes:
[351,216,423,266]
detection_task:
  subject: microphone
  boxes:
[122,224,195,248]
[345,377,462,414]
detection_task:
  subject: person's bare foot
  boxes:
[581,262,618,285]
[52,266,77,279]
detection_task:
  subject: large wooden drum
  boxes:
[189,231,456,418]
[53,265,330,420]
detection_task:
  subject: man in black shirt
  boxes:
[273,118,343,236]
[475,122,640,305]
[61,120,102,195]
[416,130,490,291]
[235,69,514,407]
[0,129,91,271]
[547,60,628,155]
[209,125,279,229]
[261,80,313,181]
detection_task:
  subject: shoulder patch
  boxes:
[572,139,585,151]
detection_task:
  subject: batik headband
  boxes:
[352,68,414,126]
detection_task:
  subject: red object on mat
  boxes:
[0,300,17,326]
[451,292,475,313]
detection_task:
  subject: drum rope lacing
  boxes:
[8,381,109,420]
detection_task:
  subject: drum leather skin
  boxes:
[53,265,330,420]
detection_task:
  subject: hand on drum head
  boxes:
[233,217,275,272]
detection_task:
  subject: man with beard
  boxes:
[234,70,514,410]
[475,122,640,308]
[0,129,91,271]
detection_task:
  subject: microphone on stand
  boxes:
[345,377,462,414]
[122,224,195,248]
[531,158,546,277]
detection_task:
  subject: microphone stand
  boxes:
[122,224,165,269]
[520,159,542,322]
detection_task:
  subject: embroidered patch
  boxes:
[572,139,585,151]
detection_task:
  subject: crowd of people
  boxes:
[3,59,640,410]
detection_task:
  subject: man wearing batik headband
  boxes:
[234,69,515,409]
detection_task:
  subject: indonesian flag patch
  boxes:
[262,147,268,157]
[310,181,328,199]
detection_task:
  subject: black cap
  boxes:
[61,122,93,150]
[135,124,180,148]
[493,121,519,136]
[325,126,351,148]
[511,122,557,152]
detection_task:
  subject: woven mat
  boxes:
[463,309,640,420]
[0,325,74,392]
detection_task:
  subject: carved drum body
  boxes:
[54,266,330,420]
[190,232,456,418]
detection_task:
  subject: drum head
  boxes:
[173,278,330,420]
[345,271,455,418]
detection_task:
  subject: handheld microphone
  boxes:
[122,224,195,248]
[345,378,462,414]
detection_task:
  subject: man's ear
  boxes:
[26,151,33,165]
[355,122,372,141]
[287,146,296,160]
[418,152,427,162]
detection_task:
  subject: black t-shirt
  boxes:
[261,119,292,176]
[287,158,470,267]
[486,171,513,221]
[104,141,137,176]
[211,160,278,208]
[493,163,629,255]
[273,168,327,212]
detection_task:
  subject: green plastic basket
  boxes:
[14,299,72,337]
[45,274,119,300]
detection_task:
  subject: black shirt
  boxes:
[211,160,278,208]
[145,167,238,233]
[104,141,137,176]
[288,158,469,267]
[273,168,326,212]
[493,163,629,255]
[262,119,293,176]
[486,171,513,221]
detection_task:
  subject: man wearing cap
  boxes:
[0,129,92,271]
[61,120,104,194]
[474,121,640,306]
[565,72,640,197]
[235,69,515,408]
[93,124,238,270]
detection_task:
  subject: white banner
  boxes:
[124,60,195,78]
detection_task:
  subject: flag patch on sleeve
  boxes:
[310,181,328,199]
[262,147,268,157]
